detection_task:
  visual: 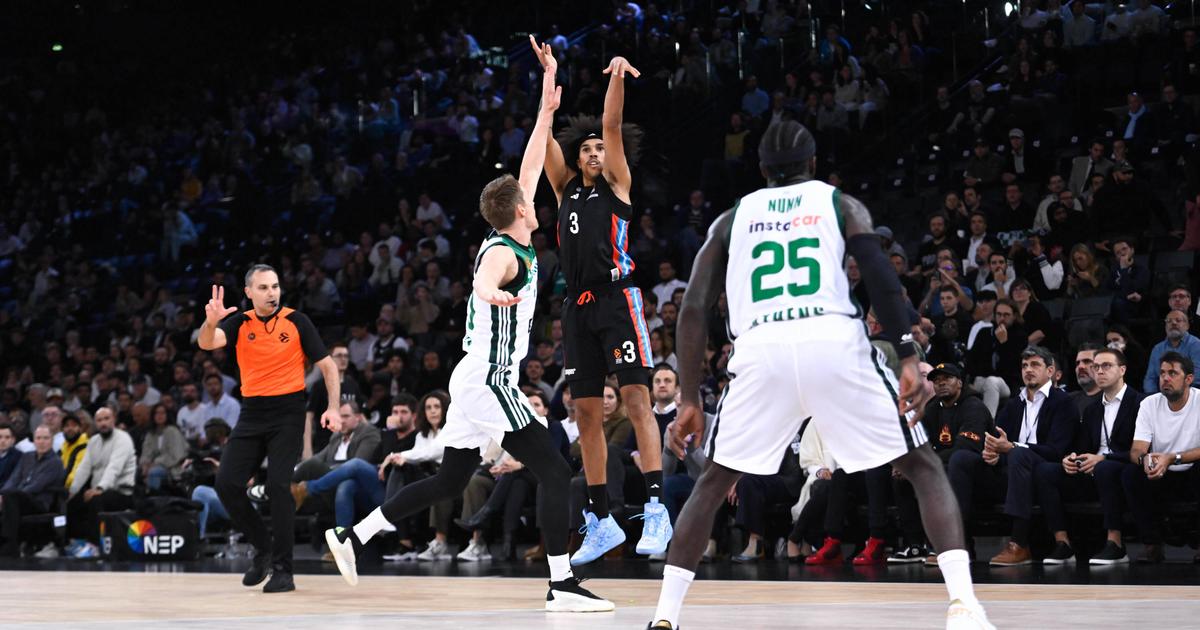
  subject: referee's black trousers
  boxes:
[216,393,305,573]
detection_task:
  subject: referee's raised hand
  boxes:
[205,284,237,326]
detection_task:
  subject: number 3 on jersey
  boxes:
[568,211,580,234]
[751,237,821,302]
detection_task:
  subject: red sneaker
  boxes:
[804,537,843,566]
[852,537,887,566]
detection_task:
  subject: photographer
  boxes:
[187,418,232,538]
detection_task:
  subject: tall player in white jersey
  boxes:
[647,121,993,630]
[325,38,612,613]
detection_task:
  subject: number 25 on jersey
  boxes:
[750,237,821,302]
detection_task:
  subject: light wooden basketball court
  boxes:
[4,571,1200,628]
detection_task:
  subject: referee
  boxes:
[199,264,341,593]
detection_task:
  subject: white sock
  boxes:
[652,564,695,626]
[937,549,979,607]
[353,507,392,544]
[547,554,573,582]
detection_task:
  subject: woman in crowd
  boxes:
[379,390,452,561]
[140,403,187,492]
[1066,243,1107,299]
[1010,278,1053,348]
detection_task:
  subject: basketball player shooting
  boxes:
[535,44,672,565]
[646,121,994,630]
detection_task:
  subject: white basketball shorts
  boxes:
[706,316,928,475]
[438,354,547,454]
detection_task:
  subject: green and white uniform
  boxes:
[707,180,927,475]
[439,231,547,453]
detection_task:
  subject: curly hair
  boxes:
[555,114,643,169]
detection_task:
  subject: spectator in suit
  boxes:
[1068,343,1104,418]
[889,362,991,565]
[0,424,19,488]
[1143,311,1200,393]
[0,425,64,557]
[1123,352,1200,563]
[949,346,1075,565]
[1068,140,1113,197]
[289,401,383,530]
[1035,348,1143,565]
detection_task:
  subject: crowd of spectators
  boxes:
[2,0,1200,567]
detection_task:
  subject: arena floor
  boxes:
[3,571,1200,629]
[5,542,1200,630]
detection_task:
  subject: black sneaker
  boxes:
[242,552,271,587]
[1089,541,1129,565]
[263,570,295,593]
[647,622,677,629]
[887,543,930,564]
[545,576,615,612]
[1042,541,1075,565]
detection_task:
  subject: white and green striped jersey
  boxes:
[463,231,538,379]
[726,180,859,340]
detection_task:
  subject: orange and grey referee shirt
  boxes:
[217,307,328,398]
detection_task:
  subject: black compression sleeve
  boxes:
[846,233,916,360]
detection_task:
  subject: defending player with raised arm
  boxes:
[324,37,613,613]
[474,38,562,309]
[649,121,992,630]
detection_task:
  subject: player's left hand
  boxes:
[667,402,704,460]
[530,35,557,74]
[603,56,641,79]
[897,358,933,427]
[321,407,342,433]
[479,289,521,307]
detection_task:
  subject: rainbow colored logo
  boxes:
[126,520,157,553]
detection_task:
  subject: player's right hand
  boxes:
[479,289,521,307]
[603,56,641,79]
[897,358,933,427]
[667,402,704,460]
[205,284,237,326]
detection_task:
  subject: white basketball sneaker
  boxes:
[946,599,995,630]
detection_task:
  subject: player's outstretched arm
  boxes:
[473,246,521,307]
[841,192,932,421]
[667,210,731,457]
[600,56,640,203]
[519,37,562,207]
[531,39,571,202]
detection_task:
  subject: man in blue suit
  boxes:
[947,345,1076,565]
[1035,347,1142,565]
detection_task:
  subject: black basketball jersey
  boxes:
[556,174,635,291]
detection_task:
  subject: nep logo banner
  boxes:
[126,519,185,555]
